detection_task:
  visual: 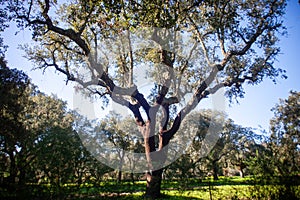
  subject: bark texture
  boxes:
[145,169,164,199]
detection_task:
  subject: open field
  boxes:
[70,176,300,200]
[1,176,299,199]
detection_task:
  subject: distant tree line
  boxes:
[0,59,113,199]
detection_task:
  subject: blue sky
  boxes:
[2,1,300,132]
[226,0,300,131]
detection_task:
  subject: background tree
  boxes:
[0,59,30,191]
[31,125,111,199]
[0,59,112,198]
[246,91,300,199]
[269,91,300,175]
[14,90,75,189]
[3,0,288,198]
[0,5,8,58]
[98,111,143,182]
[163,110,217,185]
[164,110,263,185]
[0,62,111,199]
[204,119,235,181]
[225,125,263,178]
[179,113,261,180]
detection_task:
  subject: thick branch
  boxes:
[162,96,179,105]
[45,23,90,56]
[111,94,145,126]
[133,92,151,120]
[17,0,91,55]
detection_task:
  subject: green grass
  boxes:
[85,176,299,199]
[1,176,299,199]
[162,185,250,200]
[64,176,299,199]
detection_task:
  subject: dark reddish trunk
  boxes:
[142,120,170,199]
[145,169,164,199]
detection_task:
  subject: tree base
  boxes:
[144,170,163,199]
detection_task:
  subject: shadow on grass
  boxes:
[69,193,202,200]
[2,176,299,200]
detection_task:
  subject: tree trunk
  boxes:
[130,172,135,184]
[8,151,17,184]
[118,170,122,182]
[145,169,163,199]
[213,171,219,180]
[213,162,219,180]
[239,166,245,178]
[237,163,245,178]
[239,170,244,178]
[143,133,169,199]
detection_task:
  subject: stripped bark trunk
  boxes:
[145,169,164,199]
[142,119,170,199]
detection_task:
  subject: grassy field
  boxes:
[66,176,300,200]
[1,176,299,199]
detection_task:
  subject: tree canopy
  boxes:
[3,0,287,113]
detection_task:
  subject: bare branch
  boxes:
[189,16,213,67]
[111,94,145,126]
[127,29,134,86]
[235,30,248,44]
[50,37,85,56]
[27,0,33,19]
[85,87,109,98]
